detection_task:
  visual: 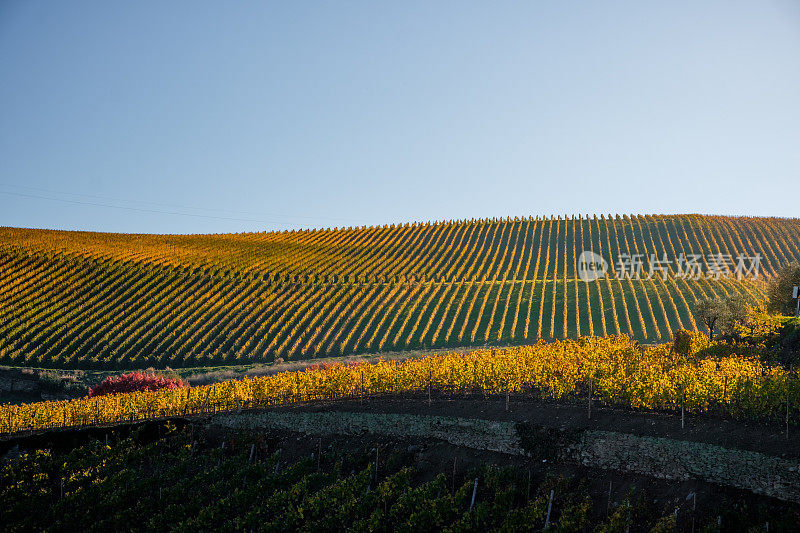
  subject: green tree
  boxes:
[717,295,748,338]
[694,296,751,341]
[767,262,800,316]
[695,297,727,341]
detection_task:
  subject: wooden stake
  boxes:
[469,478,478,512]
[249,443,255,463]
[588,381,593,420]
[202,388,211,413]
[723,375,728,402]
[786,392,790,440]
[787,364,792,440]
[544,489,554,530]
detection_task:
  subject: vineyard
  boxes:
[0,214,797,369]
[14,425,792,532]
[3,429,590,532]
[3,337,799,437]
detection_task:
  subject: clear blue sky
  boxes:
[1,1,799,234]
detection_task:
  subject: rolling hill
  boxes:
[0,214,796,369]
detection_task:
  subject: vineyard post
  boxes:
[360,370,364,404]
[723,375,728,403]
[319,440,323,471]
[544,489,554,530]
[202,388,211,413]
[473,360,477,397]
[787,365,793,440]
[588,380,593,420]
[505,380,509,412]
[469,478,478,512]
[296,373,300,404]
[786,390,790,440]
[249,443,255,463]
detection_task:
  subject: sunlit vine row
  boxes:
[3,337,799,436]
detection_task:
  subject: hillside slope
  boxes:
[0,214,795,368]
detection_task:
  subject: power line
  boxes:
[0,183,370,225]
[0,190,289,225]
[0,183,372,226]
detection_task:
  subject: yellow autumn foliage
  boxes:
[1,336,797,435]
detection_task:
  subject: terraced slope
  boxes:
[0,214,795,368]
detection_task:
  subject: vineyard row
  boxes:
[2,337,798,437]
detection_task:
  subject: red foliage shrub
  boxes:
[88,372,188,397]
[304,362,335,373]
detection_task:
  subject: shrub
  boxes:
[186,369,237,386]
[672,329,707,357]
[88,372,188,397]
[37,370,63,392]
[64,381,89,397]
